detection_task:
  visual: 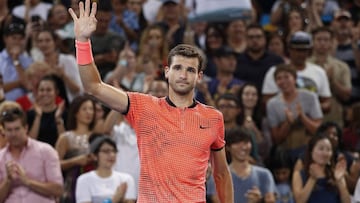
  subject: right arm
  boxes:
[103,110,123,134]
[292,170,317,203]
[69,0,129,113]
[0,177,11,202]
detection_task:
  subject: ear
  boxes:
[164,65,170,79]
[197,70,203,81]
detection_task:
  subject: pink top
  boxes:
[0,138,63,203]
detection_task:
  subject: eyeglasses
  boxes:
[99,148,117,154]
[1,108,23,119]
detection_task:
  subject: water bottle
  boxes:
[102,198,112,203]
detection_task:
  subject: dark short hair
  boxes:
[225,127,252,146]
[311,26,334,39]
[89,135,117,155]
[167,44,205,72]
[246,23,266,36]
[215,93,240,107]
[0,107,27,126]
[274,64,297,80]
[316,121,344,150]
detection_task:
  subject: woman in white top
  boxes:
[76,135,136,203]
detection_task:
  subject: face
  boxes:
[119,49,137,69]
[37,80,57,106]
[313,31,332,55]
[227,20,246,39]
[289,48,309,66]
[3,119,28,148]
[37,31,56,55]
[275,71,296,93]
[217,99,240,123]
[4,34,25,51]
[76,100,95,126]
[111,0,126,13]
[228,140,252,162]
[268,36,285,56]
[95,11,112,35]
[246,28,266,53]
[206,28,223,50]
[215,55,237,73]
[147,28,163,49]
[162,3,180,21]
[313,0,325,13]
[50,4,68,26]
[148,81,168,98]
[325,126,339,149]
[128,0,143,15]
[312,138,333,166]
[97,142,117,169]
[241,85,258,109]
[94,103,104,121]
[274,168,291,183]
[288,11,303,31]
[165,56,202,96]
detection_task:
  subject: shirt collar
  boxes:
[165,96,198,108]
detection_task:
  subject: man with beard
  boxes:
[68,1,233,202]
[235,24,283,91]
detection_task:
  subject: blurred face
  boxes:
[313,31,332,55]
[4,34,25,52]
[94,103,104,121]
[162,2,180,21]
[241,85,258,109]
[148,81,168,98]
[128,0,143,15]
[37,31,56,55]
[50,4,68,26]
[289,48,309,66]
[227,20,246,40]
[312,138,333,166]
[206,28,223,50]
[268,36,285,56]
[246,28,266,53]
[3,119,27,148]
[313,0,325,13]
[288,11,303,32]
[215,55,236,73]
[37,80,57,106]
[148,28,163,49]
[76,100,95,126]
[165,56,201,96]
[274,168,291,183]
[120,49,137,69]
[228,140,252,162]
[325,126,339,149]
[217,99,240,124]
[111,0,126,13]
[275,71,296,93]
[97,143,117,169]
[95,11,111,35]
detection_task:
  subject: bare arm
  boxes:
[24,179,63,197]
[270,121,291,145]
[319,97,331,114]
[298,113,322,135]
[211,148,234,203]
[68,0,129,113]
[0,178,11,202]
[292,170,317,203]
[103,110,123,134]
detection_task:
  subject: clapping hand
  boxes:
[245,186,262,203]
[334,158,347,182]
[68,0,97,42]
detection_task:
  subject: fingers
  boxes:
[68,8,78,21]
[90,2,97,17]
[85,0,91,17]
[79,1,84,17]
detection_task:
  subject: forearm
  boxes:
[56,118,65,135]
[295,177,317,203]
[28,115,41,139]
[213,169,234,203]
[0,178,11,202]
[337,178,351,203]
[26,179,63,197]
[299,114,321,134]
[271,122,290,144]
[4,81,23,92]
[103,110,122,134]
[60,156,82,171]
[320,100,331,114]
[330,81,351,102]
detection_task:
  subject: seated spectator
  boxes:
[0,102,63,202]
[226,127,276,203]
[55,95,97,203]
[267,64,323,161]
[76,136,136,203]
[0,22,33,101]
[292,135,350,203]
[27,75,66,147]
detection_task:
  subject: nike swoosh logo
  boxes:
[200,125,209,129]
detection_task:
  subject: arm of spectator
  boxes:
[335,159,351,203]
[28,103,42,139]
[351,28,360,72]
[55,101,66,134]
[292,168,317,203]
[103,110,123,135]
[211,148,234,203]
[325,64,351,102]
[0,174,11,202]
[115,15,138,42]
[319,97,331,114]
[297,102,322,135]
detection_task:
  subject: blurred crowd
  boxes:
[0,0,360,202]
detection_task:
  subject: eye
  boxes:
[187,67,196,73]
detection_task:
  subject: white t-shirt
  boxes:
[76,170,136,203]
[12,3,52,21]
[262,62,331,98]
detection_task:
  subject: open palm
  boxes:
[68,0,97,41]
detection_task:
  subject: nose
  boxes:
[179,69,187,79]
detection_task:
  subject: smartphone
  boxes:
[31,15,41,23]
[118,59,128,67]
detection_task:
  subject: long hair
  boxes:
[66,95,96,130]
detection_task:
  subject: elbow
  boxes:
[54,185,64,197]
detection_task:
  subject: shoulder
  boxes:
[32,138,57,155]
[305,62,326,74]
[267,94,281,105]
[78,171,95,183]
[196,102,223,117]
[252,165,273,179]
[298,89,317,99]
[113,171,134,180]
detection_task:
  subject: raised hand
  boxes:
[334,159,347,181]
[68,0,97,42]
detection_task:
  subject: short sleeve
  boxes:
[266,99,281,128]
[308,92,323,119]
[76,174,92,203]
[211,112,225,150]
[42,144,63,185]
[262,66,279,94]
[261,169,277,194]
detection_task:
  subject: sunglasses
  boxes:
[1,108,23,119]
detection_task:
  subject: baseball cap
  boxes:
[4,23,25,36]
[161,0,179,5]
[334,10,352,20]
[214,46,236,57]
[289,31,312,49]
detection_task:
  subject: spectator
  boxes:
[235,24,284,92]
[0,22,33,101]
[270,0,306,29]
[226,127,276,203]
[27,75,66,147]
[225,19,247,54]
[0,0,10,51]
[309,26,352,127]
[0,103,63,202]
[127,0,148,33]
[216,93,241,131]
[47,3,75,42]
[267,32,290,64]
[76,136,136,203]
[292,135,351,203]
[354,177,360,203]
[262,31,332,114]
[0,101,24,149]
[146,79,168,98]
[55,95,97,203]
[267,64,323,161]
[343,103,360,152]
[36,29,83,103]
[12,0,53,22]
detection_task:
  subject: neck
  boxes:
[41,103,57,112]
[228,39,246,52]
[229,160,251,176]
[291,63,306,71]
[168,90,194,108]
[217,72,233,80]
[96,167,112,178]
[247,50,265,60]
[313,53,328,65]
[45,52,58,65]
[283,90,298,102]
[244,108,253,117]
[74,124,91,135]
